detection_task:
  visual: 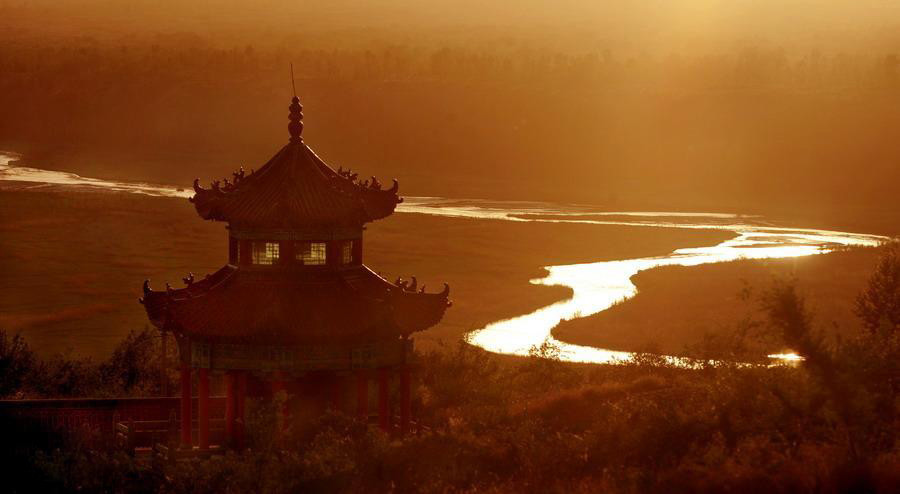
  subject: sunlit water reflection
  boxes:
[1,152,889,365]
[396,202,887,365]
[0,152,191,198]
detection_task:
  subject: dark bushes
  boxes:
[0,327,169,398]
[856,244,900,334]
[2,248,899,492]
[0,330,35,397]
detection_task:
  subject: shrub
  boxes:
[29,353,100,397]
[99,327,163,395]
[0,329,36,397]
[4,252,899,492]
[855,244,900,335]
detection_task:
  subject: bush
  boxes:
[3,251,899,492]
[0,327,171,398]
[0,329,36,398]
[29,353,101,397]
[855,244,900,335]
[99,328,164,395]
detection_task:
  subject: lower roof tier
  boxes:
[140,265,450,345]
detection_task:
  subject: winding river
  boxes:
[1,152,888,364]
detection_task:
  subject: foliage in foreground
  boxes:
[0,327,172,400]
[1,247,898,493]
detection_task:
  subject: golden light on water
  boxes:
[401,198,885,366]
[0,153,886,368]
[0,152,191,198]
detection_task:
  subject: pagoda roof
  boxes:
[190,97,402,229]
[139,265,450,345]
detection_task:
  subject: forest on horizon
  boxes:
[2,1,900,217]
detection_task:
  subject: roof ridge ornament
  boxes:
[288,63,303,142]
[288,95,304,143]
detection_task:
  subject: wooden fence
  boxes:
[0,397,226,447]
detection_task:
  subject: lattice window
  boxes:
[341,240,354,264]
[251,241,279,265]
[295,241,326,265]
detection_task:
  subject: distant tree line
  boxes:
[1,34,899,211]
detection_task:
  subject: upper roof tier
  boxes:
[190,96,402,229]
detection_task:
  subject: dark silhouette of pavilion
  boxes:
[140,95,450,452]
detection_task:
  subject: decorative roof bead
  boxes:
[288,96,304,142]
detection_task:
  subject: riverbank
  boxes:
[551,245,892,356]
[2,151,892,364]
[0,188,731,358]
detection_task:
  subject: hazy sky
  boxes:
[5,1,900,53]
[3,0,900,213]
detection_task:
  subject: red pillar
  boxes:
[198,368,210,450]
[330,374,344,412]
[271,371,287,396]
[356,371,368,420]
[224,371,236,447]
[235,371,247,450]
[179,364,192,448]
[272,371,287,438]
[160,331,168,396]
[377,368,390,432]
[400,366,411,436]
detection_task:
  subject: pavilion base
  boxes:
[174,337,418,452]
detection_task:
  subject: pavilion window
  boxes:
[295,241,327,265]
[341,240,355,265]
[251,241,280,265]
[229,237,240,265]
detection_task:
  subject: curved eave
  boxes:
[308,146,402,222]
[140,265,237,330]
[387,288,452,335]
[139,265,450,344]
[355,267,452,335]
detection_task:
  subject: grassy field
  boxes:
[552,246,892,356]
[0,187,730,358]
[2,188,898,493]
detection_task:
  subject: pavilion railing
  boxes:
[0,397,226,448]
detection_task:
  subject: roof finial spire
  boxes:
[288,64,303,142]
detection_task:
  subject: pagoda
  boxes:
[140,95,450,451]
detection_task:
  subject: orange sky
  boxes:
[5,1,900,53]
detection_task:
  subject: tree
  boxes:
[855,245,900,335]
[0,330,36,397]
[99,328,160,395]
